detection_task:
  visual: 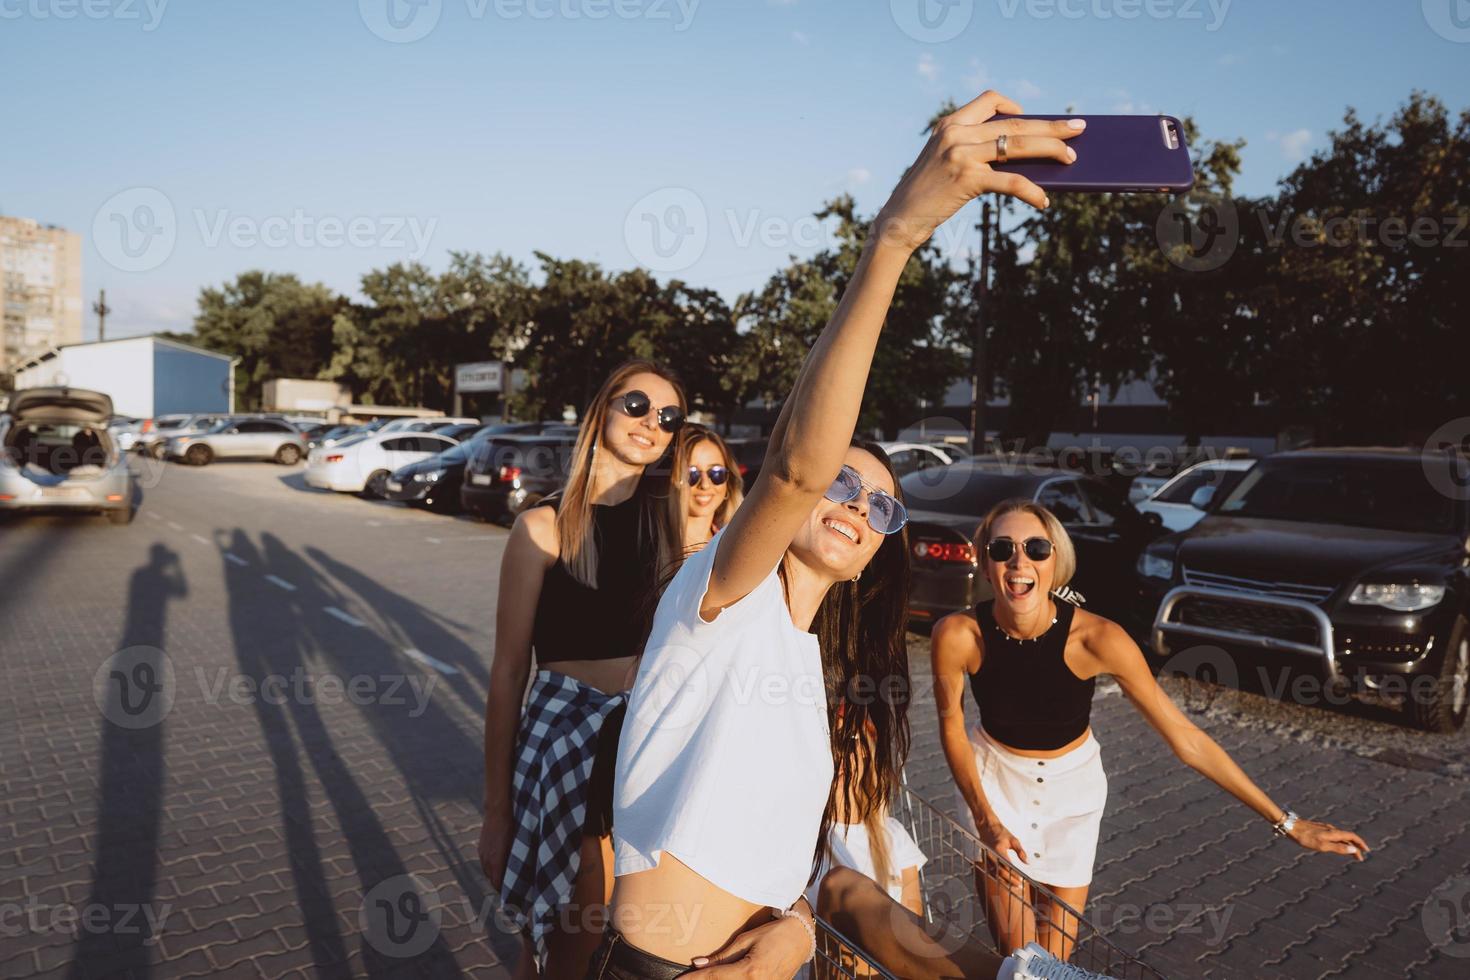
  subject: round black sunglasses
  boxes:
[614,389,684,433]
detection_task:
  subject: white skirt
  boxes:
[954,723,1107,889]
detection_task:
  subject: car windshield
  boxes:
[1216,459,1457,533]
[1155,464,1251,505]
[900,466,1040,517]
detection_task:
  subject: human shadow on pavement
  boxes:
[68,543,186,980]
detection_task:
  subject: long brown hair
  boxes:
[667,423,744,554]
[794,440,912,888]
[556,359,687,588]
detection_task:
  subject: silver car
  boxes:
[0,386,135,524]
[138,413,233,458]
[166,417,308,466]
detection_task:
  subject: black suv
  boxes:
[460,434,576,524]
[1137,448,1470,732]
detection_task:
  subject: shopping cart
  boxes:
[891,778,1166,979]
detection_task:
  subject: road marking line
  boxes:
[224,553,248,566]
[144,511,160,520]
[166,520,184,531]
[402,648,460,676]
[425,537,441,544]
[190,534,210,545]
[264,575,297,592]
[324,607,366,628]
[367,520,382,527]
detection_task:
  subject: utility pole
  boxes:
[968,201,994,455]
[92,290,111,342]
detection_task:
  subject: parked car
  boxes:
[165,417,308,466]
[305,431,462,497]
[377,416,477,435]
[900,460,1166,630]
[1135,458,1256,532]
[460,434,576,523]
[0,387,135,524]
[479,420,580,438]
[878,441,967,478]
[384,442,475,512]
[1138,448,1470,732]
[434,422,486,442]
[138,413,234,458]
[107,416,147,453]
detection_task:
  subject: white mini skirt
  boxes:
[954,723,1107,889]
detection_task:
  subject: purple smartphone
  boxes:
[991,114,1194,193]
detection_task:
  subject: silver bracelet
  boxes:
[1272,809,1299,838]
[773,904,817,963]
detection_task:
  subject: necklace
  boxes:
[994,600,1058,643]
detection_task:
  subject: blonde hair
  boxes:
[975,498,1077,590]
[668,424,743,552]
[557,359,686,588]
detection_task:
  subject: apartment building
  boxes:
[0,216,83,373]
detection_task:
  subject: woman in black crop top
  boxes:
[933,498,1370,961]
[480,359,686,980]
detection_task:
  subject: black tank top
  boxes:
[969,598,1095,751]
[531,493,656,666]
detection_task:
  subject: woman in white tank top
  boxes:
[595,90,1090,980]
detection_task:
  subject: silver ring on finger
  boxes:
[995,134,1009,164]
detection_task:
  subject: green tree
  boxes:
[734,196,968,439]
[192,272,342,410]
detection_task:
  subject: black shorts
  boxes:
[585,929,692,980]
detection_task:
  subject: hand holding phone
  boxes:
[991,114,1195,193]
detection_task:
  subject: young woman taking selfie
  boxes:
[592,91,1091,980]
[479,359,686,979]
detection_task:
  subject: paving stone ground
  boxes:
[1,461,1466,978]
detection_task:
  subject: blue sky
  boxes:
[3,0,1465,340]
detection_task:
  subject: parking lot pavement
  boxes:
[1,460,1468,979]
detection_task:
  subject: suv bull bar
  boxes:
[1152,585,1343,688]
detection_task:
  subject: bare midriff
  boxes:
[608,852,772,963]
[536,654,639,697]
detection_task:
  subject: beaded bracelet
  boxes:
[772,904,817,963]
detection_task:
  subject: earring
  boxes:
[851,573,861,583]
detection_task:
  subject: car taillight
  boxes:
[738,463,749,476]
[912,540,977,563]
[498,465,522,482]
[142,419,154,433]
[325,454,344,463]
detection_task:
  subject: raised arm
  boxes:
[1094,618,1370,861]
[703,91,1083,617]
[479,505,558,886]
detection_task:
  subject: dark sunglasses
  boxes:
[687,464,729,487]
[986,536,1054,563]
[824,465,908,535]
[614,389,684,433]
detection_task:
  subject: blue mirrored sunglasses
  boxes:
[823,465,908,535]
